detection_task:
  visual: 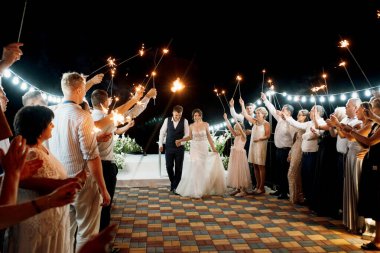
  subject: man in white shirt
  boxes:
[262,92,295,199]
[159,105,189,193]
[91,88,155,231]
[49,72,111,252]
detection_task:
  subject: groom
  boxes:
[159,105,189,192]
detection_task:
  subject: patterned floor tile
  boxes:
[111,187,369,252]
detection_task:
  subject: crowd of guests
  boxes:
[0,42,156,253]
[224,90,380,251]
[1,38,380,252]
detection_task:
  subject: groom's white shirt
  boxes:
[159,117,189,148]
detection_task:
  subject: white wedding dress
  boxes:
[176,129,227,198]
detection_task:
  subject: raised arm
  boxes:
[285,116,308,130]
[240,98,257,124]
[114,120,135,135]
[261,92,280,122]
[223,113,237,137]
[124,88,157,119]
[229,99,244,122]
[85,74,104,92]
[94,90,144,129]
[0,43,23,74]
[344,124,380,148]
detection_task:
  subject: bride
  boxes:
[175,108,226,198]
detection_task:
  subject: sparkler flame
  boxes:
[171,78,184,92]
[311,85,327,93]
[339,40,349,48]
[139,43,145,56]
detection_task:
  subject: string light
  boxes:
[2,68,62,104]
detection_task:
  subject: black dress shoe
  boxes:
[270,190,280,196]
[361,242,380,251]
[277,193,289,200]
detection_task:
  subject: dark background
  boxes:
[1,0,380,154]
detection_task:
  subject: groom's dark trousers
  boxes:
[165,116,186,191]
[165,150,184,190]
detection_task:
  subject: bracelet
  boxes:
[31,200,42,213]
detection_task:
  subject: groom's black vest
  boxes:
[166,117,185,152]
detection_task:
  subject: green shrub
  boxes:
[113,135,143,170]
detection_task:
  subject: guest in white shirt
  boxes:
[90,88,154,231]
[262,92,295,199]
[49,72,110,253]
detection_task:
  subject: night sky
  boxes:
[1,0,380,152]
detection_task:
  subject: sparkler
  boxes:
[87,44,148,76]
[231,75,242,98]
[143,39,172,89]
[338,61,357,90]
[214,89,226,112]
[152,71,157,105]
[321,71,334,111]
[339,39,372,87]
[221,90,229,105]
[18,1,28,42]
[261,69,266,93]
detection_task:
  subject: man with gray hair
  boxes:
[261,92,295,199]
[49,72,110,252]
[21,90,47,106]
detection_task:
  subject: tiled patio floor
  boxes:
[111,187,370,253]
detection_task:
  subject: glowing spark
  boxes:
[171,78,184,92]
[322,73,327,79]
[162,48,169,54]
[339,61,346,67]
[111,68,116,77]
[377,10,380,18]
[107,57,116,68]
[236,75,242,81]
[339,40,349,48]
[311,85,327,93]
[152,71,157,76]
[111,110,125,126]
[139,43,145,56]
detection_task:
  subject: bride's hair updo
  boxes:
[192,108,203,120]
